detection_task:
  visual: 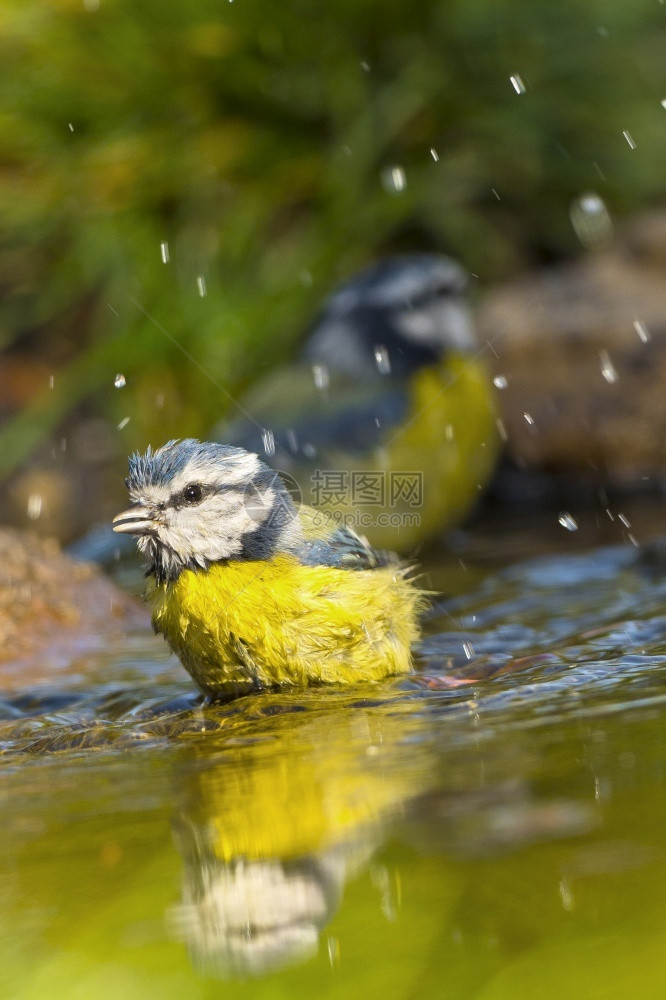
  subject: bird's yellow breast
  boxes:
[148,555,424,697]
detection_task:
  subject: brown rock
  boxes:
[0,528,147,690]
[478,210,666,484]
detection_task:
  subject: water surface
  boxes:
[3,505,666,999]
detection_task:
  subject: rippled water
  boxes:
[3,506,666,999]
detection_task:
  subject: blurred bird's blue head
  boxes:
[113,439,301,581]
[302,254,474,379]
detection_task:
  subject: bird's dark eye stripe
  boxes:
[401,285,455,309]
[167,481,243,508]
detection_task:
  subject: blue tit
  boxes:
[218,254,499,553]
[113,439,425,698]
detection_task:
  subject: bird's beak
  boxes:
[112,503,157,535]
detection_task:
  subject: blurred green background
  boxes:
[1,0,665,537]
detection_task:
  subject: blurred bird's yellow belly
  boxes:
[148,555,424,697]
[379,354,499,548]
[300,354,499,552]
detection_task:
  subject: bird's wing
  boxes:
[296,506,396,570]
[216,365,408,460]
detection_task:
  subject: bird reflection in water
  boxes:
[167,694,433,977]
[166,690,598,979]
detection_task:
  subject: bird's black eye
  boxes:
[183,483,203,504]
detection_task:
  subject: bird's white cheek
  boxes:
[160,507,243,562]
[158,518,201,557]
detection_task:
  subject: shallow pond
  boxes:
[3,500,666,999]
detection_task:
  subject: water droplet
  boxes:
[570,192,613,247]
[493,375,508,389]
[196,275,207,297]
[559,878,575,912]
[558,512,578,531]
[618,512,631,528]
[48,374,55,389]
[261,428,275,456]
[114,373,126,388]
[360,60,370,72]
[160,241,170,263]
[623,130,636,149]
[492,188,501,200]
[374,345,391,374]
[599,350,618,384]
[510,74,526,95]
[312,364,329,390]
[495,418,508,441]
[117,416,130,430]
[430,147,439,162]
[27,494,43,521]
[327,937,340,965]
[370,863,399,921]
[523,412,535,426]
[445,424,454,441]
[381,165,406,193]
[68,123,74,132]
[633,318,650,343]
[462,641,475,660]
[302,443,316,459]
[661,99,666,110]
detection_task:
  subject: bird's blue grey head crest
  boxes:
[326,254,468,313]
[127,439,254,495]
[116,439,301,580]
[302,253,475,379]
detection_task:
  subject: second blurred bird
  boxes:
[218,254,500,553]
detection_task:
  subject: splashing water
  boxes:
[262,428,276,456]
[633,319,650,343]
[312,364,330,390]
[570,192,613,247]
[599,350,618,384]
[26,494,43,520]
[374,345,391,375]
[382,166,407,193]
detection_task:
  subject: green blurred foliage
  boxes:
[0,0,665,474]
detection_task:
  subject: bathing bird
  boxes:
[113,439,425,698]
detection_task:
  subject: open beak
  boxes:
[112,504,157,535]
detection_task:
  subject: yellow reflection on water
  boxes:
[168,692,438,977]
